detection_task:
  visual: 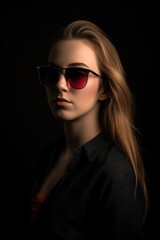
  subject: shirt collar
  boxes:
[82,131,109,162]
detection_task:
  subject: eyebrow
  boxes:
[68,62,89,68]
[48,62,89,68]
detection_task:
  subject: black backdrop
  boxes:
[3,2,159,239]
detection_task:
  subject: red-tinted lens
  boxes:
[66,68,89,89]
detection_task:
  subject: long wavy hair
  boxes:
[49,20,149,219]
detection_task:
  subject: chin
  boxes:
[53,112,74,122]
[51,108,79,122]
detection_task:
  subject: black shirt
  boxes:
[30,132,146,240]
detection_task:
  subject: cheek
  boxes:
[84,82,100,99]
[45,89,55,112]
[46,88,54,101]
[75,84,100,104]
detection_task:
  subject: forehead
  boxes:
[48,40,98,69]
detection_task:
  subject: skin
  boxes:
[46,40,107,155]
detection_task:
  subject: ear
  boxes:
[98,88,108,101]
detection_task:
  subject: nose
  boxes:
[56,72,69,91]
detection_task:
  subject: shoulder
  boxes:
[84,132,135,180]
[98,143,133,174]
[95,144,143,204]
[94,143,136,189]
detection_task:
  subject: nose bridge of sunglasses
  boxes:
[57,69,69,87]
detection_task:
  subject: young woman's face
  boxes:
[46,39,105,121]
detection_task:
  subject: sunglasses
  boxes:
[37,65,101,89]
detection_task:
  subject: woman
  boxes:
[30,20,148,239]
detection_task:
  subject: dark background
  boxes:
[3,2,159,239]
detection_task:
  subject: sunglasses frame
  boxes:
[37,65,101,89]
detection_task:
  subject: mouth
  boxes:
[53,97,72,107]
[55,97,72,103]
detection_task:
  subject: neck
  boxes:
[63,110,102,153]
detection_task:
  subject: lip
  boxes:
[54,97,72,106]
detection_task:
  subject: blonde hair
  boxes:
[51,20,149,218]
